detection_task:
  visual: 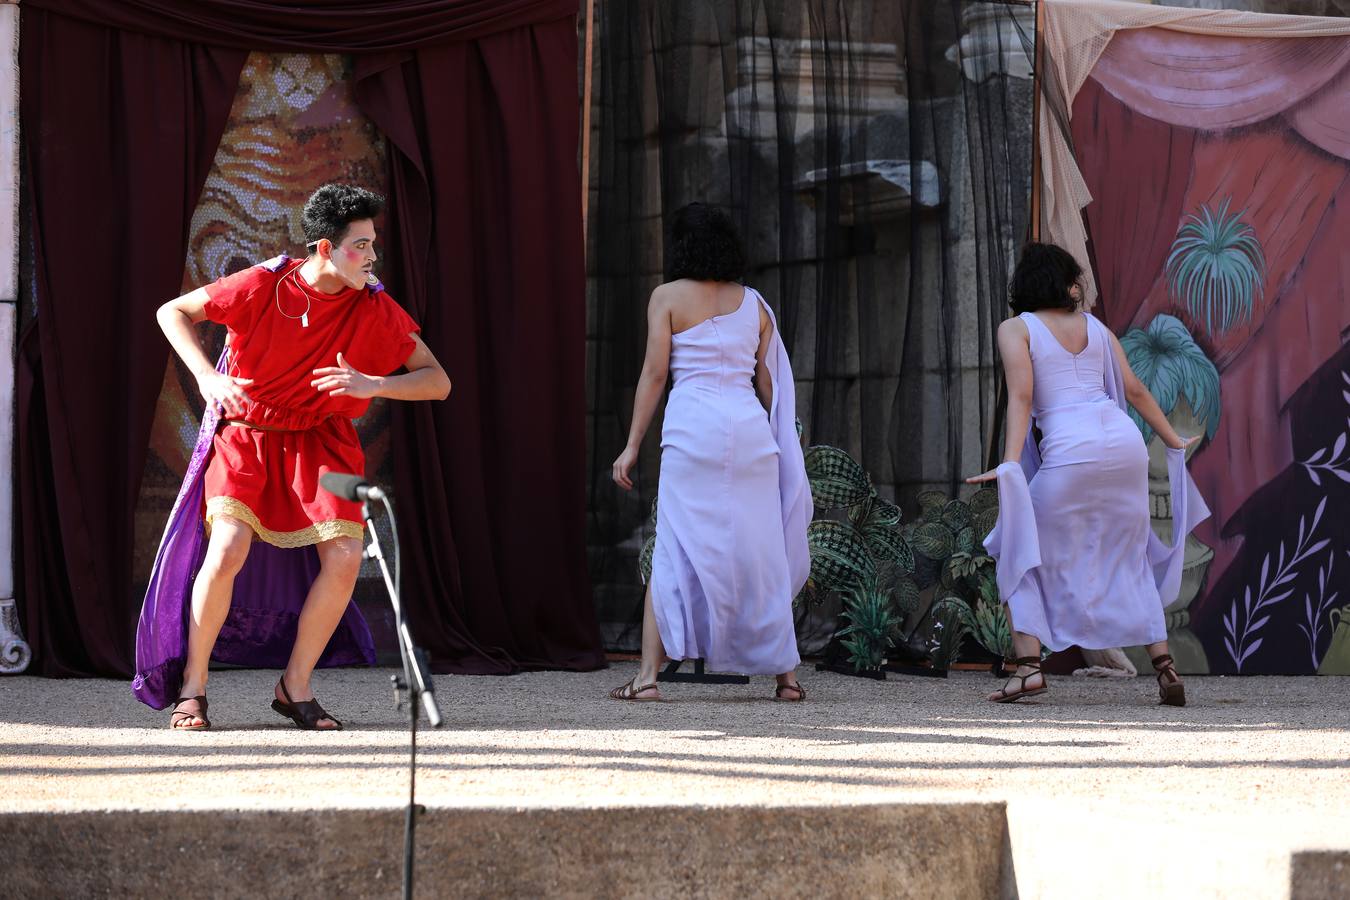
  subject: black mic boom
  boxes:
[319,471,386,502]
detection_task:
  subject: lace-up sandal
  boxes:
[988,656,1047,703]
[271,680,343,730]
[1152,654,1186,707]
[169,695,210,730]
[608,678,661,701]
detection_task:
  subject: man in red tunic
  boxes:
[156,184,450,730]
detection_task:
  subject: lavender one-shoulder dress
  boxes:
[984,312,1209,651]
[650,286,811,675]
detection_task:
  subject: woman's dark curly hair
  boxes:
[1009,242,1083,314]
[665,202,746,282]
[301,183,385,250]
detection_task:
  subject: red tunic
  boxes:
[200,258,419,547]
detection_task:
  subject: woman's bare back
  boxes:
[665,278,767,335]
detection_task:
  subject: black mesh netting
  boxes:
[585,1,1036,652]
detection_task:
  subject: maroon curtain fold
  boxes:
[354,17,604,673]
[22,0,578,52]
[18,8,248,676]
[19,1,602,677]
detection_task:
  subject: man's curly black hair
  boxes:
[665,202,746,282]
[1009,242,1083,314]
[301,183,385,251]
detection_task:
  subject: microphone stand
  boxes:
[362,495,442,900]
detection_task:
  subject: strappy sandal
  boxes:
[773,682,806,702]
[1152,653,1186,707]
[271,680,344,730]
[988,656,1047,703]
[608,678,661,701]
[169,695,210,730]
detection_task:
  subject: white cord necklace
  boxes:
[274,265,319,327]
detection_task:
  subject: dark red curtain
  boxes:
[18,0,603,676]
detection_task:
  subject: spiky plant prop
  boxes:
[1165,197,1266,337]
[1119,314,1220,444]
[800,446,922,672]
[836,579,904,672]
[928,597,973,670]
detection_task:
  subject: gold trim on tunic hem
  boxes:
[206,496,364,548]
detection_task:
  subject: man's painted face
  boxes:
[329,219,378,289]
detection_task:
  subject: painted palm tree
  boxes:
[1165,197,1266,337]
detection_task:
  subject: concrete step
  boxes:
[1291,851,1350,900]
[1,802,1016,899]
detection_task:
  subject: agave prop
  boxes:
[836,580,904,672]
[1165,197,1266,337]
[1119,314,1220,445]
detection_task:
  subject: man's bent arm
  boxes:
[156,288,217,379]
[373,335,451,401]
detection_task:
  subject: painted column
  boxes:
[0,0,30,674]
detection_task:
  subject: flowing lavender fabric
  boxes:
[983,313,1210,651]
[131,273,377,710]
[649,286,810,675]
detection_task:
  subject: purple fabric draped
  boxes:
[1092,29,1350,160]
[131,340,375,711]
[985,315,1211,619]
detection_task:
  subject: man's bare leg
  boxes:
[174,516,254,727]
[276,535,363,729]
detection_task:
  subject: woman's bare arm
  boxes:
[612,286,674,490]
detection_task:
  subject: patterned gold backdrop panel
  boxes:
[135,53,390,588]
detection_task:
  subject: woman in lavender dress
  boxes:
[609,203,811,701]
[968,244,1208,706]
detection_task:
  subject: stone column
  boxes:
[0,0,30,674]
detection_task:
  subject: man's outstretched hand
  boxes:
[311,352,379,399]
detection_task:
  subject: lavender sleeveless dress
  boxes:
[983,312,1209,651]
[650,286,811,675]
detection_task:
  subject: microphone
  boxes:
[319,471,386,502]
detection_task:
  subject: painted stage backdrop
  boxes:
[133,53,393,625]
[1070,27,1350,674]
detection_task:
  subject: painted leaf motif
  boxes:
[917,490,948,519]
[973,507,999,541]
[912,522,955,560]
[892,576,921,614]
[806,520,875,593]
[968,486,999,514]
[803,445,872,511]
[941,500,971,532]
[863,524,915,575]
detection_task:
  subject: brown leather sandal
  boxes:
[988,656,1047,703]
[1152,653,1186,707]
[170,695,210,730]
[271,680,343,730]
[609,678,661,701]
[773,682,806,702]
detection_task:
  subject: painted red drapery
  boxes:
[1071,28,1350,630]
